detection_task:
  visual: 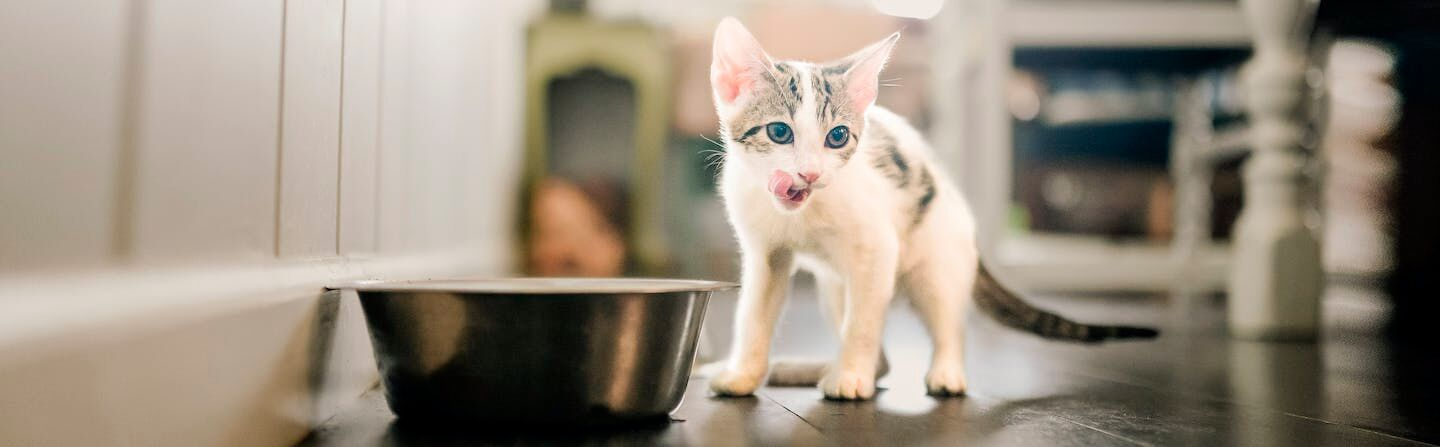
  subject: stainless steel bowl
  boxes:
[338,278,734,427]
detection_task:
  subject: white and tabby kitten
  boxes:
[706,17,1156,400]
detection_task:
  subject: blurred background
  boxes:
[1,0,1406,289]
[514,0,1398,295]
[3,0,1438,444]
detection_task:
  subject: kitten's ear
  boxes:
[711,17,772,112]
[839,32,900,114]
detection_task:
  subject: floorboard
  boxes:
[299,281,1440,446]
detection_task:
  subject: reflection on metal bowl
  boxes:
[335,278,733,427]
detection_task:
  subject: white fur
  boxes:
[707,18,979,400]
[710,105,979,400]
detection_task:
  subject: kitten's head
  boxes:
[710,17,898,212]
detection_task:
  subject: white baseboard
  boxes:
[0,246,508,446]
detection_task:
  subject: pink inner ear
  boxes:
[842,33,900,114]
[845,58,885,113]
[848,82,878,113]
[714,69,750,105]
[711,18,768,108]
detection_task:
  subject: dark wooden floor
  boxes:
[301,282,1440,446]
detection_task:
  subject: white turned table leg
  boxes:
[1229,0,1324,340]
[1171,79,1215,274]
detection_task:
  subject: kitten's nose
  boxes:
[798,172,820,184]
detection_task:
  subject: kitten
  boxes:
[706,17,1157,400]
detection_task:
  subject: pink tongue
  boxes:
[768,170,794,197]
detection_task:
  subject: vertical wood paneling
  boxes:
[278,0,345,258]
[0,1,537,445]
[474,1,528,258]
[0,0,531,269]
[376,0,412,254]
[461,5,493,248]
[0,0,128,271]
[408,2,465,251]
[337,0,383,255]
[400,1,526,256]
[129,0,285,262]
[373,0,530,258]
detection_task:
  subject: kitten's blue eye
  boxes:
[765,122,793,144]
[825,126,850,149]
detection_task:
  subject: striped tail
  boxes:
[973,264,1159,342]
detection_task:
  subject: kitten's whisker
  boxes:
[698,134,726,150]
[699,141,728,172]
[704,155,726,172]
[699,148,728,160]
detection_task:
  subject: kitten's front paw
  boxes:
[709,368,763,397]
[925,363,967,397]
[819,368,876,400]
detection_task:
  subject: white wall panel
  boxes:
[278,0,345,258]
[408,1,472,251]
[376,0,413,254]
[0,0,128,271]
[478,1,531,260]
[395,1,527,257]
[129,0,285,263]
[373,0,528,257]
[338,0,384,255]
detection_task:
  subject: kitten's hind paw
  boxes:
[767,358,827,387]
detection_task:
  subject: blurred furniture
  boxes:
[1228,0,1324,340]
[1169,79,1252,288]
[523,14,672,274]
[931,0,1252,291]
[1313,0,1440,338]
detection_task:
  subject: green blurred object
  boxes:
[522,15,672,274]
[1008,204,1032,235]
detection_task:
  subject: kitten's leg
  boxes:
[710,247,795,396]
[816,273,846,331]
[905,256,974,396]
[820,239,898,400]
[770,275,888,386]
[816,274,889,379]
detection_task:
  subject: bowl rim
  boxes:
[327,277,737,294]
